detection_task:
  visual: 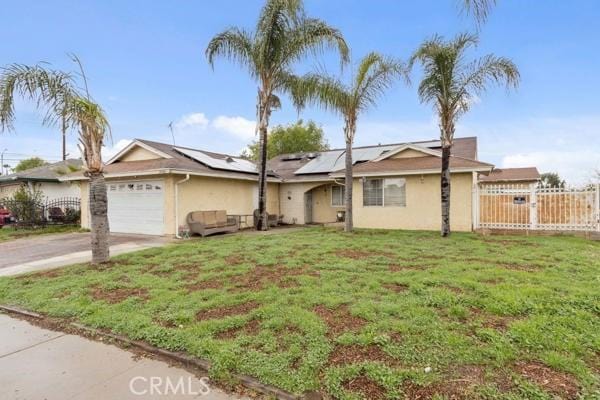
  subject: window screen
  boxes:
[384,178,406,207]
[331,185,345,206]
[363,179,383,206]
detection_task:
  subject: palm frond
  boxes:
[354,52,406,112]
[255,0,302,73]
[0,64,77,131]
[451,54,519,114]
[279,18,349,69]
[282,71,350,116]
[461,0,496,25]
[205,27,256,76]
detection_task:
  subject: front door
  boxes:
[304,191,313,224]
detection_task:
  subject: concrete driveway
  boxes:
[0,232,170,277]
[0,313,244,400]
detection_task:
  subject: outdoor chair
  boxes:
[253,209,279,228]
[186,210,239,237]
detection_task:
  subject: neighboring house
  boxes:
[0,159,82,201]
[64,137,501,235]
[478,167,540,186]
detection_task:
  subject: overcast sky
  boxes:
[1,1,599,185]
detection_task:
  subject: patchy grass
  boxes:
[0,227,598,399]
[0,225,85,242]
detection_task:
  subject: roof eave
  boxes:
[60,168,282,183]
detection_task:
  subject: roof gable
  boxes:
[373,144,442,161]
[107,140,173,164]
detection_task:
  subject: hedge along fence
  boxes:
[1,191,81,228]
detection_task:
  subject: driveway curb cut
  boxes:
[0,304,302,400]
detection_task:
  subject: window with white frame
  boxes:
[331,185,345,206]
[363,178,406,207]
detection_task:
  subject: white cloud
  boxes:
[102,139,132,161]
[211,116,256,140]
[503,150,600,186]
[174,112,209,130]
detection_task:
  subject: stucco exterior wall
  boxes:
[119,146,162,162]
[0,181,79,201]
[175,175,279,233]
[391,148,430,159]
[0,183,21,199]
[279,181,330,224]
[311,184,343,223]
[80,181,90,229]
[353,172,474,231]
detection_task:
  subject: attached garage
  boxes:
[107,180,165,235]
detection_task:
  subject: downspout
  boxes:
[174,174,190,238]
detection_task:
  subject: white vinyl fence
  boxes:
[474,183,600,232]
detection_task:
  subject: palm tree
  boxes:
[409,33,519,236]
[206,0,349,230]
[290,52,406,232]
[0,63,111,263]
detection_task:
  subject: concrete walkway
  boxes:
[0,313,245,399]
[0,232,170,277]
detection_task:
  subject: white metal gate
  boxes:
[474,183,600,232]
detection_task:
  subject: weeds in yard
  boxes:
[0,228,598,399]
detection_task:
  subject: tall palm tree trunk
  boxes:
[255,92,270,231]
[88,171,110,263]
[440,145,451,237]
[343,121,354,232]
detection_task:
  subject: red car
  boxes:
[0,207,15,226]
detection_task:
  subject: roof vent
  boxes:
[225,156,235,163]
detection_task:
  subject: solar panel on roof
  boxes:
[294,144,399,174]
[174,147,257,174]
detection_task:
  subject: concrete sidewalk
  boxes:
[0,313,245,400]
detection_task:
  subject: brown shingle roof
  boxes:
[63,139,269,181]
[479,167,540,182]
[334,155,492,176]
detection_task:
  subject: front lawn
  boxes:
[0,225,85,242]
[0,228,598,399]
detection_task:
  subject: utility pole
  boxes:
[61,114,67,161]
[0,149,7,175]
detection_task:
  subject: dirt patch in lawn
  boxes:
[314,305,366,337]
[383,283,409,293]
[185,278,224,292]
[496,262,540,272]
[19,268,63,283]
[229,264,319,292]
[481,314,517,332]
[90,286,149,304]
[196,301,259,321]
[328,344,396,366]
[402,365,487,399]
[224,255,246,266]
[215,318,261,340]
[515,361,580,399]
[342,375,386,400]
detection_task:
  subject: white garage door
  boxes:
[107,180,165,235]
